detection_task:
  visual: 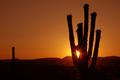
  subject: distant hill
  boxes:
[1,56,120,67]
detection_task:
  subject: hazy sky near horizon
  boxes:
[0,0,120,59]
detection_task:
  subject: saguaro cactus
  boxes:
[12,46,15,64]
[67,4,101,73]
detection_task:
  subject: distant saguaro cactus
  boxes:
[67,4,101,74]
[12,46,15,64]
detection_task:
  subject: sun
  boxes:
[76,50,81,58]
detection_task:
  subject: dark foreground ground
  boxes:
[0,56,120,80]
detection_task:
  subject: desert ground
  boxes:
[0,56,120,80]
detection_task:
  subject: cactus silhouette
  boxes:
[67,4,101,74]
[12,46,15,65]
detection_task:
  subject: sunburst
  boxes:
[76,50,81,58]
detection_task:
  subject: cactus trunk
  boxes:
[83,4,89,55]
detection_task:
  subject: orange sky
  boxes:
[0,0,120,59]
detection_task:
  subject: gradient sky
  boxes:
[0,0,120,59]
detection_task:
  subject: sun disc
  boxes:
[76,50,80,58]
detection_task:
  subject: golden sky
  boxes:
[0,0,120,59]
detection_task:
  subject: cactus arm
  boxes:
[67,15,78,67]
[88,12,97,60]
[77,23,83,49]
[90,30,101,70]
